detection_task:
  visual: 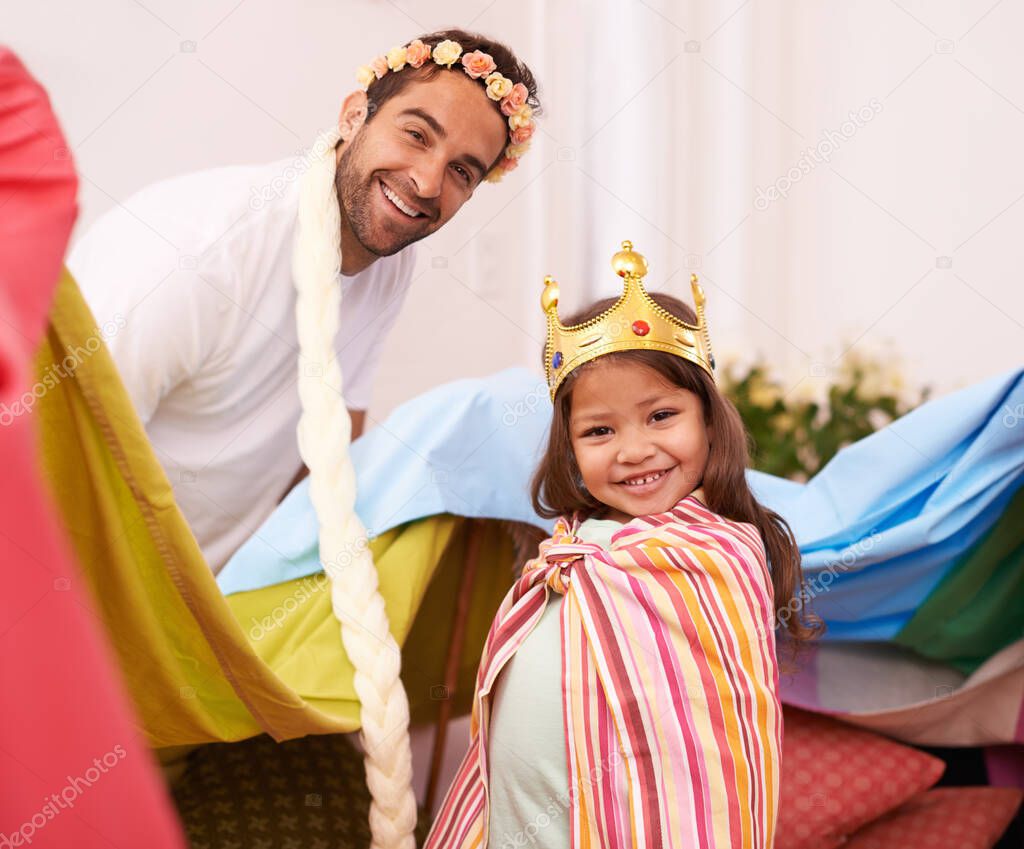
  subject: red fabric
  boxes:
[776,707,945,849]
[844,787,1024,849]
[0,47,186,849]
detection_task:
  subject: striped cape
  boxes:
[425,495,783,848]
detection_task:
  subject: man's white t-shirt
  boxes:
[68,159,417,572]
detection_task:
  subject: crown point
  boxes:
[691,273,705,307]
[611,241,648,279]
[541,276,560,312]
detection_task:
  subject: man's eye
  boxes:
[406,129,424,142]
[453,164,470,183]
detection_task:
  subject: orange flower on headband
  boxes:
[510,123,535,145]
[461,50,497,79]
[406,39,431,68]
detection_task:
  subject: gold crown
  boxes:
[542,241,716,399]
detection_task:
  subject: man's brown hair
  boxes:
[362,29,541,173]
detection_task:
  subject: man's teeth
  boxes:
[382,183,421,218]
[622,469,667,487]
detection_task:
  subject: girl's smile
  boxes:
[617,463,677,493]
[569,360,710,523]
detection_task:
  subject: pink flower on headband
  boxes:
[406,39,431,68]
[510,123,535,145]
[369,55,389,79]
[499,155,519,172]
[500,82,529,116]
[461,50,497,79]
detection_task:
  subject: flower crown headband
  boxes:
[355,38,535,183]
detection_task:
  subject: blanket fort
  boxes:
[224,365,1024,747]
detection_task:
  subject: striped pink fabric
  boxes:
[425,495,782,849]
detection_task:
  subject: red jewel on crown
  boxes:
[631,320,650,336]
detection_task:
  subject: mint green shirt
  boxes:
[486,518,623,848]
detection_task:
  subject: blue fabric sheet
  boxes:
[218,367,1024,641]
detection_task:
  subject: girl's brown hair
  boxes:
[530,292,822,644]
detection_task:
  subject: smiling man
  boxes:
[69,29,540,571]
[335,76,507,268]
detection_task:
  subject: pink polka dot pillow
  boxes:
[844,787,1023,848]
[776,707,945,849]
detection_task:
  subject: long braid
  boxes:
[292,126,416,848]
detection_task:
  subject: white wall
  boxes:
[8,0,1022,426]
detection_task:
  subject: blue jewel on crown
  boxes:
[552,351,563,370]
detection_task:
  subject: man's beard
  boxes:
[334,133,433,259]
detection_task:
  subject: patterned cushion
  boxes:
[776,707,945,849]
[172,733,431,848]
[844,787,1023,848]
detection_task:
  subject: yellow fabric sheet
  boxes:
[33,269,511,748]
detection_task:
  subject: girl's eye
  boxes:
[582,426,611,437]
[651,410,676,422]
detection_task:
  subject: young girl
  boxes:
[426,242,815,849]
